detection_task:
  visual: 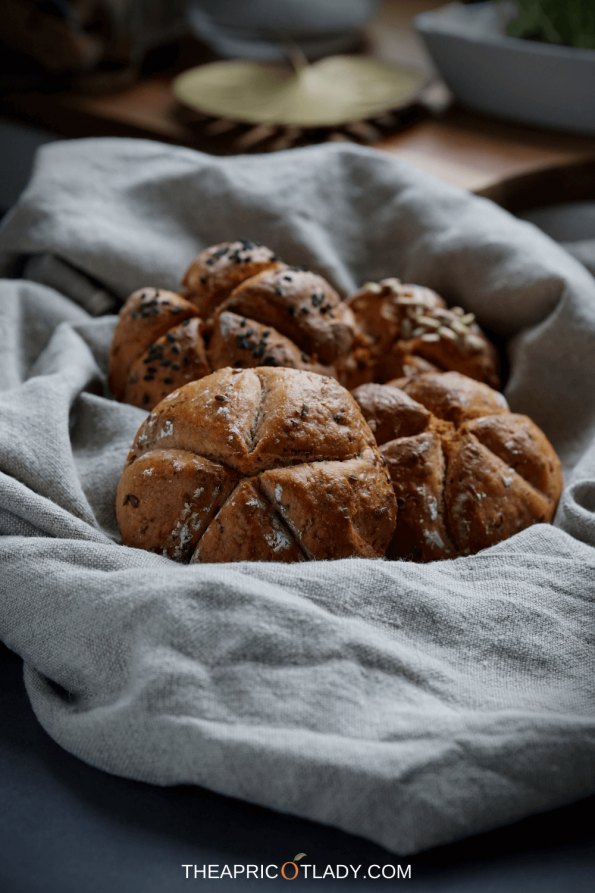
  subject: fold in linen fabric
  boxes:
[0,139,594,854]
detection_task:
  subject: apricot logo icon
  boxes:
[281,854,306,880]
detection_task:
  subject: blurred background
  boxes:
[0,1,594,238]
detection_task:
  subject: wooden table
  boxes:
[1,0,593,199]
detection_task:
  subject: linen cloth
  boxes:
[0,138,594,856]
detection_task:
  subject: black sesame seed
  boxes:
[301,354,309,363]
[160,360,170,367]
[234,360,243,367]
[253,347,264,359]
[245,328,254,336]
[142,395,149,405]
[147,367,157,373]
[206,257,216,266]
[128,495,139,508]
[263,356,280,366]
[171,363,181,371]
[172,306,181,313]
[131,311,138,319]
[166,333,176,343]
[171,345,181,354]
[275,286,283,296]
[301,306,310,314]
[164,377,173,384]
[182,319,191,326]
[397,497,406,507]
[263,330,271,336]
[162,300,170,306]
[288,306,295,316]
[311,293,323,307]
[300,265,308,271]
[143,375,154,381]
[283,275,292,282]
[200,276,207,283]
[183,356,190,365]
[240,318,247,327]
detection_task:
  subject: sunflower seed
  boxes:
[418,316,441,328]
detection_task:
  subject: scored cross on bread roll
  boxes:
[352,371,562,561]
[117,367,397,564]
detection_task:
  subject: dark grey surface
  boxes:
[1,640,594,892]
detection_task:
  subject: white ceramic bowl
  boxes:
[415,1,595,135]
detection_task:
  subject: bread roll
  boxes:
[220,266,356,365]
[117,367,397,563]
[352,373,562,561]
[108,288,204,407]
[341,279,499,390]
[207,310,333,376]
[181,239,281,320]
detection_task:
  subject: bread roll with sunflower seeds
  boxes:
[340,279,499,390]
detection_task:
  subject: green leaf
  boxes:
[499,0,595,50]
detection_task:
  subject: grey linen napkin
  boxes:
[0,138,594,855]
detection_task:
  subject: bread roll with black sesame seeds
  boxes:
[220,266,356,366]
[207,310,334,376]
[123,317,211,410]
[117,367,397,563]
[108,288,203,401]
[351,373,562,562]
[182,240,282,319]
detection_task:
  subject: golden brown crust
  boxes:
[108,288,201,401]
[342,279,499,389]
[116,450,238,562]
[350,383,431,445]
[381,429,458,562]
[259,449,396,560]
[181,240,281,319]
[464,413,563,504]
[207,310,334,376]
[398,371,509,426]
[352,374,563,562]
[123,318,210,410]
[191,478,303,564]
[221,267,356,365]
[119,367,396,564]
[128,367,263,473]
[443,430,556,555]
